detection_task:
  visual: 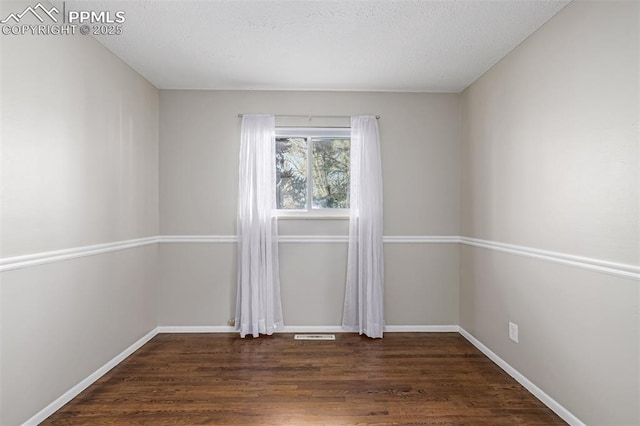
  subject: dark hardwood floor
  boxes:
[43,333,564,425]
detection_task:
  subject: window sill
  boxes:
[275,210,350,220]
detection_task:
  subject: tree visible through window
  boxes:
[275,128,350,211]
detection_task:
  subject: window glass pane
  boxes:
[311,138,350,209]
[275,137,307,209]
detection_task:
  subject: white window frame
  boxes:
[275,127,350,219]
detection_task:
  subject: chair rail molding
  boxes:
[0,236,159,272]
[460,236,639,280]
[1,235,637,280]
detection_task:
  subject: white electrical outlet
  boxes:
[509,322,519,343]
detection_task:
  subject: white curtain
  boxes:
[235,114,284,338]
[342,115,385,338]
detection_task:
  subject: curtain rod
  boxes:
[237,113,380,119]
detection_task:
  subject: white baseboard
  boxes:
[285,326,457,333]
[22,325,582,426]
[157,326,235,333]
[385,325,459,332]
[157,325,459,334]
[23,328,159,426]
[281,326,346,333]
[458,327,585,426]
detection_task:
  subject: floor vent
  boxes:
[294,334,336,341]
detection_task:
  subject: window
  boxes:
[275,127,350,216]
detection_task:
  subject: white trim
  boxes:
[458,327,585,426]
[384,236,460,244]
[279,235,348,243]
[460,237,639,280]
[275,210,350,220]
[282,326,347,333]
[21,325,585,425]
[1,235,637,280]
[385,325,459,332]
[157,325,459,334]
[157,326,235,333]
[158,235,237,243]
[0,237,158,273]
[158,326,349,334]
[23,328,158,426]
[275,126,351,138]
[157,235,461,244]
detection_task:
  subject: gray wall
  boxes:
[158,90,461,327]
[460,1,639,424]
[0,1,160,423]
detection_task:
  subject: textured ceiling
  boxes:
[56,0,570,92]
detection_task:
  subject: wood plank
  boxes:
[42,333,565,425]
